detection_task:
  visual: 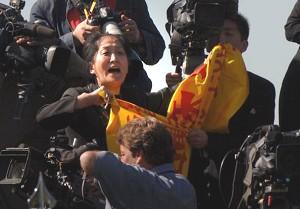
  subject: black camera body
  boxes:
[166,0,238,75]
[0,1,55,41]
[70,0,123,34]
[0,0,56,73]
[87,6,122,35]
[88,6,120,26]
[0,146,105,209]
[0,1,24,27]
[167,0,238,40]
[0,1,23,61]
[236,125,300,209]
[0,148,46,198]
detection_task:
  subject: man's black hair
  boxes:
[226,13,249,41]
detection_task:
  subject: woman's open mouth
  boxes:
[108,67,121,73]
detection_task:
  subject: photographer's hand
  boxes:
[187,129,208,149]
[80,150,99,175]
[73,19,99,44]
[166,72,182,87]
[15,35,34,45]
[15,35,59,47]
[119,14,143,44]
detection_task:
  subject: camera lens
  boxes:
[102,21,122,35]
[7,159,25,180]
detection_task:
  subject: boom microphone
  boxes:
[45,46,91,81]
[0,3,10,10]
[15,22,56,38]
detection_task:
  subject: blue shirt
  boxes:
[92,151,197,209]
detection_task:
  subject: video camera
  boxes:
[0,145,105,209]
[88,6,122,35]
[0,0,55,44]
[0,0,56,74]
[229,125,300,209]
[166,0,238,75]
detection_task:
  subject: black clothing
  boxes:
[207,72,275,166]
[279,50,300,131]
[0,68,68,209]
[36,83,172,147]
[280,0,300,131]
[30,0,166,92]
[0,67,66,151]
[285,0,300,44]
[188,71,275,209]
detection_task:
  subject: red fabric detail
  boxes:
[192,64,207,79]
[67,8,82,30]
[105,0,116,10]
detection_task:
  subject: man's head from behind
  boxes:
[219,13,249,53]
[117,117,175,169]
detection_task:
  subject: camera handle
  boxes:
[13,81,33,120]
[0,189,9,209]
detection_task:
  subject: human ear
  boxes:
[89,62,95,75]
[135,152,143,165]
[241,40,248,53]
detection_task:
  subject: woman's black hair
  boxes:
[82,32,130,64]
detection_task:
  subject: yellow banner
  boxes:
[202,45,249,132]
[105,44,249,176]
[106,99,190,174]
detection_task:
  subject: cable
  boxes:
[226,127,268,209]
[218,149,236,207]
[227,151,242,209]
[81,171,87,200]
[226,132,258,209]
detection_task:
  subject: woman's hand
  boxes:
[75,86,111,109]
[187,128,208,149]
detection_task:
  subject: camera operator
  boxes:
[184,13,276,209]
[29,0,166,93]
[0,2,68,152]
[80,117,197,209]
[0,3,72,209]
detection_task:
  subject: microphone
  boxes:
[44,46,91,80]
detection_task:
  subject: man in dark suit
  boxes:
[186,13,275,209]
[279,0,300,131]
[29,0,165,93]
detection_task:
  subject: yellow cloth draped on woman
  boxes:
[105,44,249,176]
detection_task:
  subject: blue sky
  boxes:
[13,0,298,122]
